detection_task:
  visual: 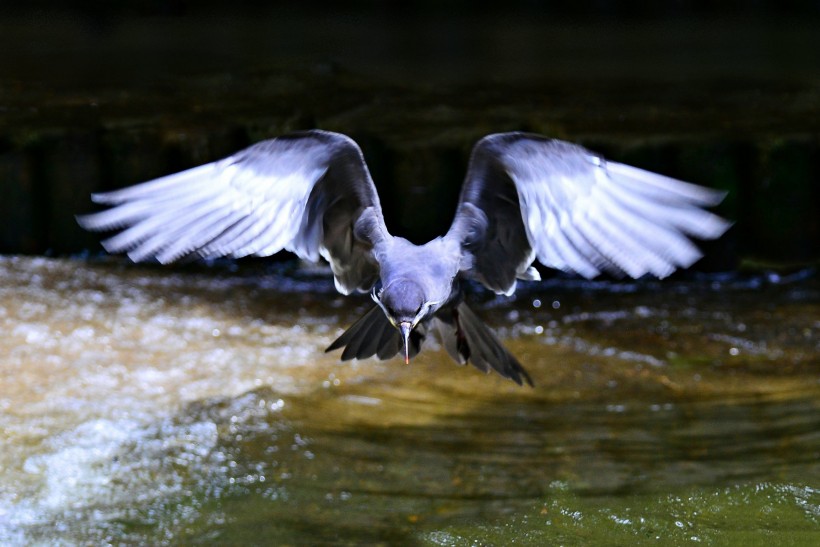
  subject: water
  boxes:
[1,256,817,545]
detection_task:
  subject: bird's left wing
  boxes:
[447,132,730,294]
[77,129,390,294]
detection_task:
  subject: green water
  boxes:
[1,256,817,545]
[136,389,818,545]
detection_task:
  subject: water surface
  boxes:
[0,256,817,544]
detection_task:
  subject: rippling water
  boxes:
[1,256,817,544]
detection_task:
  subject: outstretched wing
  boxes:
[77,130,389,294]
[447,132,730,294]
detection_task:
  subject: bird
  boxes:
[77,130,730,386]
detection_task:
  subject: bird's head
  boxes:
[372,278,440,364]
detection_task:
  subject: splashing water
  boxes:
[1,256,817,544]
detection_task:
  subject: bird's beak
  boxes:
[400,321,412,364]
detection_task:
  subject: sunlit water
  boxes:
[1,256,817,545]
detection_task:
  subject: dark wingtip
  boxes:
[519,368,535,388]
[505,358,534,388]
[325,337,344,353]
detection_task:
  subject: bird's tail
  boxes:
[432,302,533,386]
[325,305,423,361]
[326,302,533,387]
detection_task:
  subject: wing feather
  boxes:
[78,130,390,294]
[447,132,730,293]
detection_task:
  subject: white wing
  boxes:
[77,130,390,294]
[448,132,730,294]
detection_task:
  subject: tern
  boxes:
[78,130,729,385]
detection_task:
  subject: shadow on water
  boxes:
[1,256,818,544]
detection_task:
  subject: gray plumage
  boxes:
[77,129,730,386]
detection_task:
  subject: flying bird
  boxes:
[77,130,729,386]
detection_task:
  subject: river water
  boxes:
[0,255,817,544]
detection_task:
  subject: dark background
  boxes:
[1,1,818,268]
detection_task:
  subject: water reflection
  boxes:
[0,256,817,544]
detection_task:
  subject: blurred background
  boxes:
[1,0,818,267]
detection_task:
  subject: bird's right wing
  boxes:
[447,132,730,294]
[77,130,390,294]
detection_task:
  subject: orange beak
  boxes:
[400,321,412,364]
